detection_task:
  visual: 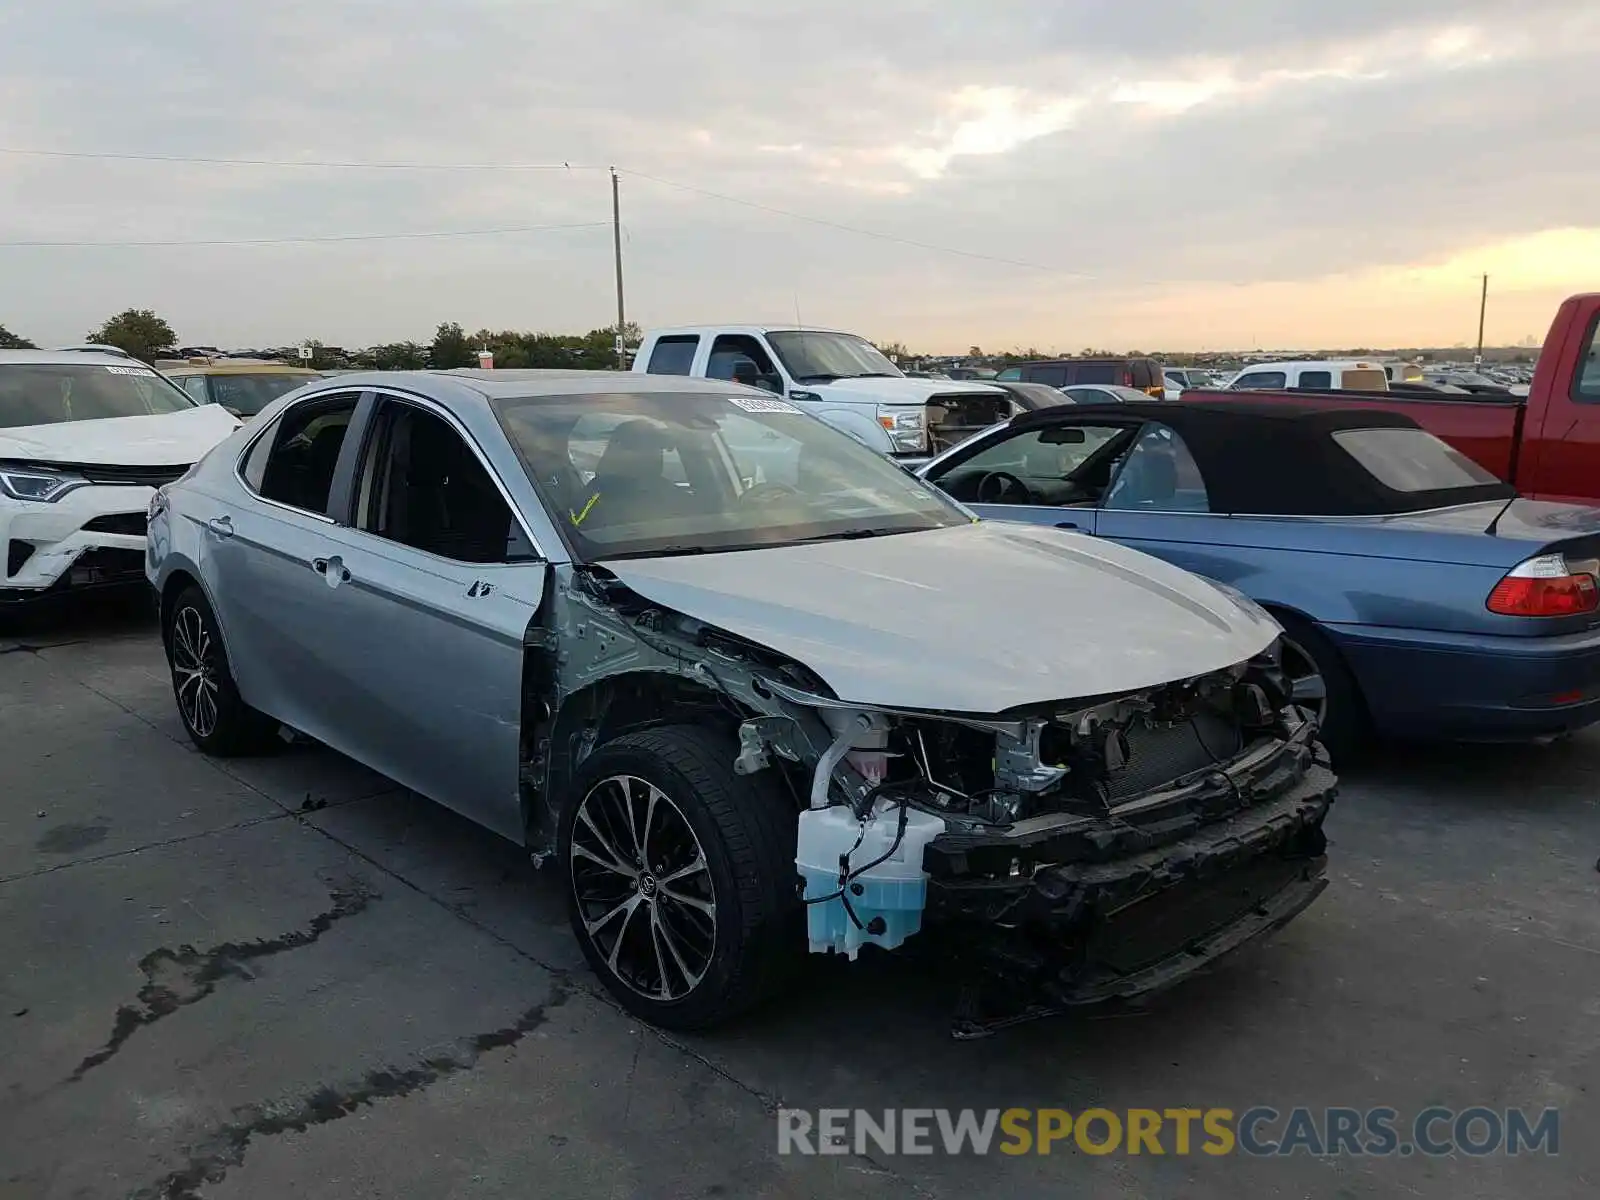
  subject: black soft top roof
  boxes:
[1010,400,1515,515]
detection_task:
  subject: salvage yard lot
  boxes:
[2,598,1597,1199]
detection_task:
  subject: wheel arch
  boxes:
[1259,602,1373,732]
[524,667,750,853]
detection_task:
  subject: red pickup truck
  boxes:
[1188,293,1600,504]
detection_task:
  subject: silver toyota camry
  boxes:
[147,370,1333,1033]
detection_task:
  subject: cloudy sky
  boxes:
[2,0,1597,353]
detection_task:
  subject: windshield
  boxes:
[206,373,318,416]
[765,331,903,382]
[493,390,966,560]
[0,363,196,429]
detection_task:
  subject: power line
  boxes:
[0,144,1077,273]
[0,146,601,171]
[0,221,610,248]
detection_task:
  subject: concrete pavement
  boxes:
[2,597,1597,1198]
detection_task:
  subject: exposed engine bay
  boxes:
[526,563,1336,1035]
[924,392,1017,455]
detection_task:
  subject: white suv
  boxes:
[0,349,240,603]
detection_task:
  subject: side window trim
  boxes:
[1569,310,1600,405]
[232,390,367,524]
[353,388,546,564]
[1100,421,1211,514]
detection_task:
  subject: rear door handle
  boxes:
[1055,520,1082,530]
[206,516,234,538]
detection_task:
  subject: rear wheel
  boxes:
[560,724,800,1030]
[165,585,280,756]
[1274,612,1367,763]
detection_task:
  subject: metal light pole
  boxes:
[611,167,627,370]
[1474,274,1488,369]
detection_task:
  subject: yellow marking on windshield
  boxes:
[569,492,600,526]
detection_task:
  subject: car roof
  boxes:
[1064,384,1151,401]
[645,325,852,338]
[1233,360,1386,372]
[1010,400,1514,516]
[1009,355,1158,367]
[291,368,781,403]
[0,348,150,367]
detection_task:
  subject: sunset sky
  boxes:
[1,0,1596,353]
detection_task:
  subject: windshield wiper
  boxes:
[795,527,911,544]
[604,544,716,560]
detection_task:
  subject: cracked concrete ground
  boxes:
[2,595,1598,1199]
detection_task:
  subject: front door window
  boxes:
[931,424,1134,508]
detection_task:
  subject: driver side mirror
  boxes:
[1038,426,1087,444]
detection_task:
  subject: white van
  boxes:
[1224,360,1391,393]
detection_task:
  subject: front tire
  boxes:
[560,724,800,1030]
[165,585,280,756]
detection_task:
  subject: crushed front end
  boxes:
[758,642,1335,1033]
[533,569,1333,1035]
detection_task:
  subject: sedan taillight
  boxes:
[1486,553,1599,617]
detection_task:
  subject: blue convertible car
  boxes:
[919,402,1600,755]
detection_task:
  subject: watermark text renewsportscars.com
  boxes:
[777,1106,1559,1158]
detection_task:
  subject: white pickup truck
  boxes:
[632,325,1013,458]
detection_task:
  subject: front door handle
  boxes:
[206,515,234,538]
[311,556,351,585]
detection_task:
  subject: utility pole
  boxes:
[611,167,627,370]
[1474,274,1488,369]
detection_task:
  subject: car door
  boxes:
[203,390,369,741]
[922,420,1136,532]
[296,392,546,842]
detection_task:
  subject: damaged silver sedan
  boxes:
[146,371,1335,1032]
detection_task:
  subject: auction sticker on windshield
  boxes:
[728,395,800,414]
[104,366,157,376]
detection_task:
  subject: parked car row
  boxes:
[8,295,1600,1037]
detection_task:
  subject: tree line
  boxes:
[0,310,642,371]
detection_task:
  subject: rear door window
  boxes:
[1025,364,1068,387]
[253,393,360,515]
[1332,427,1501,491]
[1339,368,1388,391]
[646,336,699,376]
[1072,364,1118,385]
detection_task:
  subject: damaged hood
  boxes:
[0,403,241,466]
[601,522,1280,713]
